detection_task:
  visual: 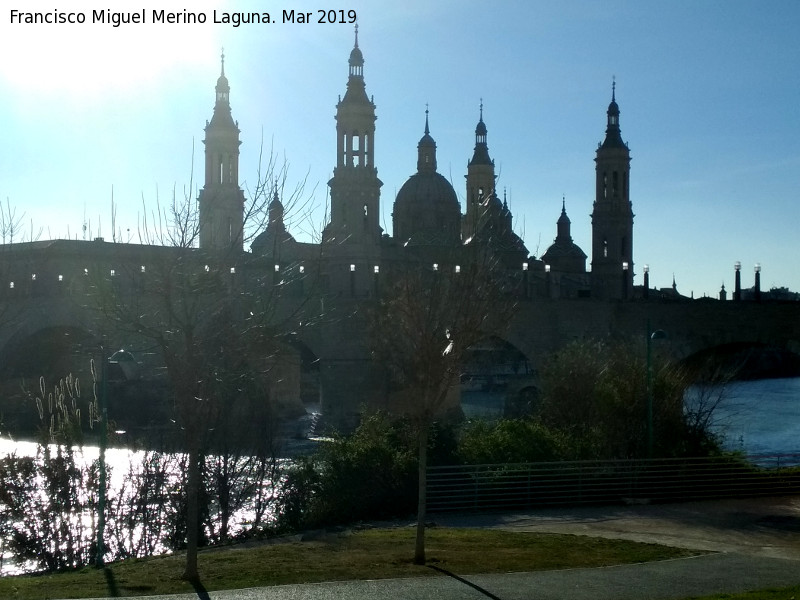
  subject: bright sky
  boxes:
[1,0,798,298]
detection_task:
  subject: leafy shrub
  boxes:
[536,339,711,459]
[275,413,417,530]
[457,419,569,464]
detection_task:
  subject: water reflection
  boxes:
[0,438,282,575]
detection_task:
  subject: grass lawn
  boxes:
[0,526,699,599]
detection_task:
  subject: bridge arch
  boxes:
[0,325,101,382]
[461,335,535,418]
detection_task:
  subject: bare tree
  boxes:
[87,145,316,581]
[368,248,517,564]
[1,198,42,244]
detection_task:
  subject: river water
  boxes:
[3,378,798,460]
[689,377,800,456]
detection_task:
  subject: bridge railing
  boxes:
[427,453,800,513]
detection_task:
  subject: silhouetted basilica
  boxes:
[209,28,635,300]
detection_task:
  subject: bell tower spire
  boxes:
[198,49,245,251]
[463,99,497,241]
[322,26,383,245]
[591,80,634,299]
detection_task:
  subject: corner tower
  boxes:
[322,25,383,245]
[462,102,497,242]
[198,51,245,251]
[591,82,633,299]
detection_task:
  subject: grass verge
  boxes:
[0,527,699,599]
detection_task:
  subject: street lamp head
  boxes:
[643,264,649,273]
[545,264,551,273]
[622,261,629,271]
[734,261,741,271]
[522,262,529,271]
[754,263,761,273]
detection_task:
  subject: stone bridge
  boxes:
[2,240,799,431]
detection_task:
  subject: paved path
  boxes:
[436,495,800,560]
[64,496,800,600]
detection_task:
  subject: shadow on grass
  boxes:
[188,578,211,600]
[103,567,119,598]
[103,567,119,597]
[101,566,156,596]
[427,564,502,600]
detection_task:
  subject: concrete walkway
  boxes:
[64,496,800,600]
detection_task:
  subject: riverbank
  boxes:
[3,496,799,600]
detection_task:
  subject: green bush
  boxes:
[535,339,714,459]
[457,419,569,464]
[275,413,417,530]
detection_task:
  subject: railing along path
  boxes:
[427,453,800,513]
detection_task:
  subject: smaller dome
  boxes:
[349,46,364,67]
[268,193,285,223]
[216,73,230,94]
[542,240,587,273]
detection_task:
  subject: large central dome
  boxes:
[394,171,461,245]
[392,112,461,246]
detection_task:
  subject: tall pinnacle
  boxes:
[601,79,625,149]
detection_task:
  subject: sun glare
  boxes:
[0,0,223,96]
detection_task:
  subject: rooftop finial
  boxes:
[612,75,616,101]
[479,98,484,121]
[354,22,359,48]
[424,103,430,135]
[562,195,566,212]
[221,47,225,75]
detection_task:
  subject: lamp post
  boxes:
[734,261,741,301]
[646,321,667,458]
[96,350,108,567]
[643,264,650,300]
[622,261,629,300]
[522,262,529,299]
[754,263,761,302]
[544,264,551,298]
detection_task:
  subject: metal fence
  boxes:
[427,454,800,513]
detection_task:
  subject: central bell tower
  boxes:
[591,82,634,299]
[198,51,245,251]
[322,25,383,245]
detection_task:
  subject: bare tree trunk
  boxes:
[182,447,201,581]
[414,422,429,565]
